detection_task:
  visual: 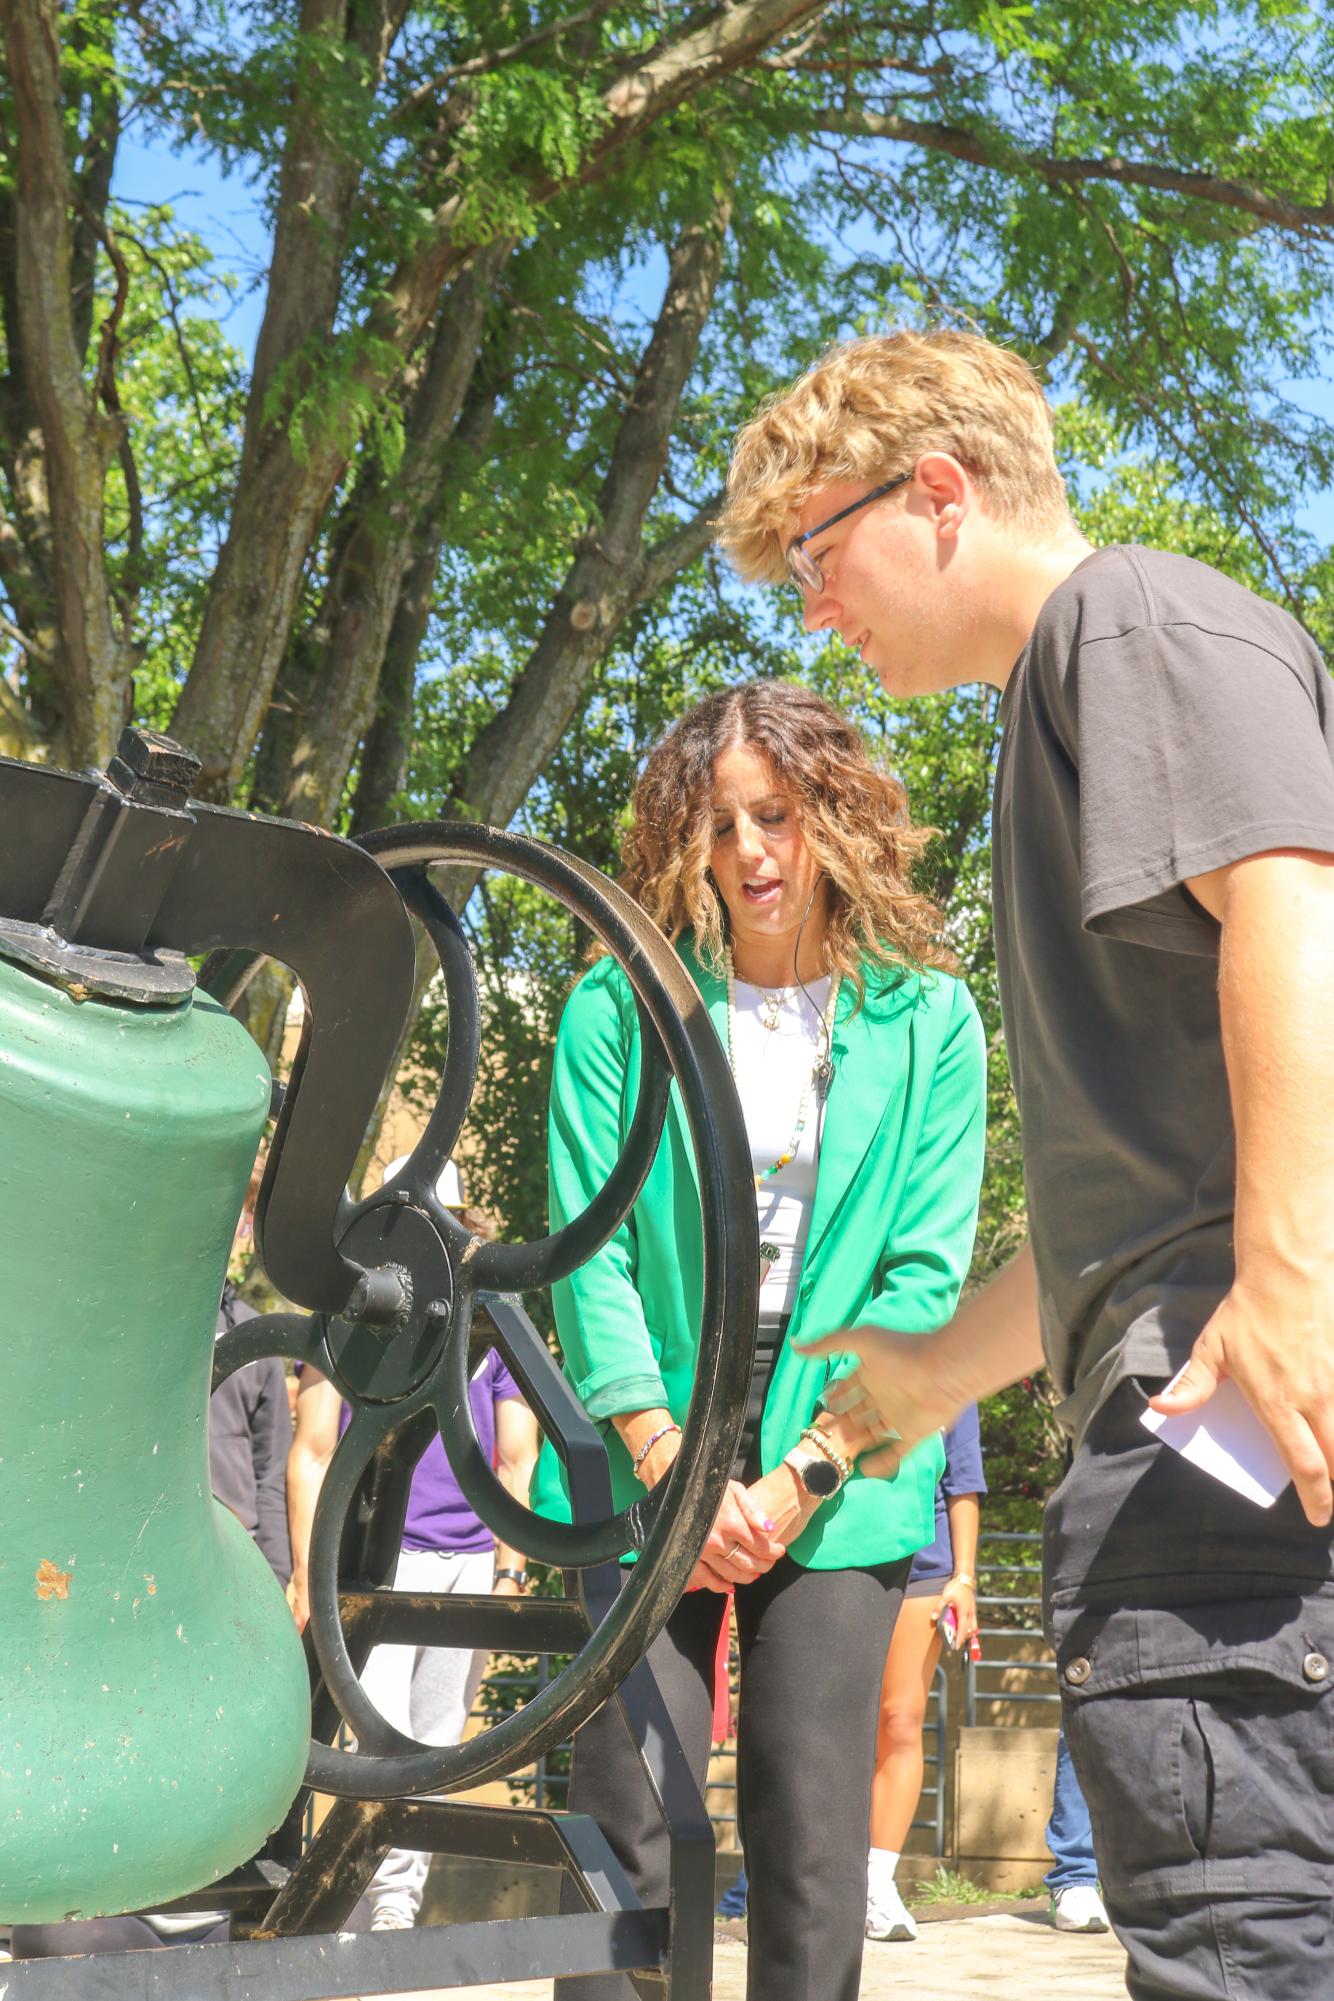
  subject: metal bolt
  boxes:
[1064,1656,1092,1687]
[105,727,202,810]
[347,1265,410,1327]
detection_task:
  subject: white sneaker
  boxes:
[866,1881,918,1941]
[370,1909,413,1931]
[1051,1884,1109,1933]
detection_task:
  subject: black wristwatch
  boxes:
[782,1443,844,1499]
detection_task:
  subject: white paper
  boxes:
[1140,1372,1290,1509]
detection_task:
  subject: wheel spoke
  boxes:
[305,1400,430,1760]
[383,866,480,1199]
[210,1311,328,1393]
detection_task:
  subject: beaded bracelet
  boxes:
[632,1422,681,1476]
[799,1425,853,1485]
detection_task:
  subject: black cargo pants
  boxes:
[1045,1381,1334,1999]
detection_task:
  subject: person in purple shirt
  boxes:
[287,1177,538,1931]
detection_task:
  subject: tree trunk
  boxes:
[170,0,411,797]
[0,0,131,768]
[172,0,824,801]
[264,243,509,829]
[348,363,503,837]
[452,187,733,833]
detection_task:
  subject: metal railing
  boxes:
[912,1662,948,1852]
[470,1622,951,1855]
[964,1530,1058,1726]
[404,1529,1053,1871]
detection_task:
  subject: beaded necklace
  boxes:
[724,947,842,1190]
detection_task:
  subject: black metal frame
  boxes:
[0,741,758,2000]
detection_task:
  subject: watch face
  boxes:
[800,1455,842,1498]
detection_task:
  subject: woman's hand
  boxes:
[742,1464,820,1551]
[687,1478,787,1593]
[932,1574,978,1648]
[634,1424,784,1590]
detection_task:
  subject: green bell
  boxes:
[0,954,310,1923]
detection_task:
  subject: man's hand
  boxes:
[286,1574,310,1633]
[795,1325,964,1478]
[1171,850,1334,1529]
[1149,1263,1334,1525]
[797,1249,1045,1477]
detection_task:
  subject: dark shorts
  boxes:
[904,1573,947,1600]
[1045,1380,1334,1999]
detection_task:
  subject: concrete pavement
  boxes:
[376,1907,1128,1999]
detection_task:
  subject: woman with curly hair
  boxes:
[533,679,986,2001]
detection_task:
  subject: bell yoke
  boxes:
[0,728,756,1998]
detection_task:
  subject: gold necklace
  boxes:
[724,949,841,1187]
[756,985,785,1032]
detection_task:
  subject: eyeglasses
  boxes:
[785,472,912,595]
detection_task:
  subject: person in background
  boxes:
[287,1160,539,1933]
[1044,1732,1109,1931]
[209,1161,292,1585]
[866,1408,985,1942]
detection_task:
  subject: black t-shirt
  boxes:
[993,544,1334,1441]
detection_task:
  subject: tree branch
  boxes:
[80,204,145,606]
[68,48,119,365]
[636,492,724,600]
[393,0,623,114]
[453,186,734,836]
[808,106,1334,234]
[115,223,216,447]
[0,606,51,665]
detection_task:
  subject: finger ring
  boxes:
[725,1543,743,1560]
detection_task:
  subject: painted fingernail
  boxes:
[762,1518,775,1532]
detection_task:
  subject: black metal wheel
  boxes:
[214,822,757,1800]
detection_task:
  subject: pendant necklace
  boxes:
[724,948,841,1190]
[756,986,785,1032]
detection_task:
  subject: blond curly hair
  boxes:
[721,328,1071,584]
[617,681,955,1001]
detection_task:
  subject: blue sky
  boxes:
[111,125,1334,551]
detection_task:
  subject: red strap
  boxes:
[711,1593,735,1743]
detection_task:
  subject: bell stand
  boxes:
[0,740,759,2001]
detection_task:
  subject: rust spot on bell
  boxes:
[35,1559,72,1600]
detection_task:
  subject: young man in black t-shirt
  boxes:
[722,329,1334,1998]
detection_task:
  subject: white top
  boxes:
[730,976,832,1318]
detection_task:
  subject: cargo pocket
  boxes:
[1055,1593,1334,1901]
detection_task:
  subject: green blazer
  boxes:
[531,937,986,1569]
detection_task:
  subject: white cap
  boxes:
[382,1153,464,1206]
